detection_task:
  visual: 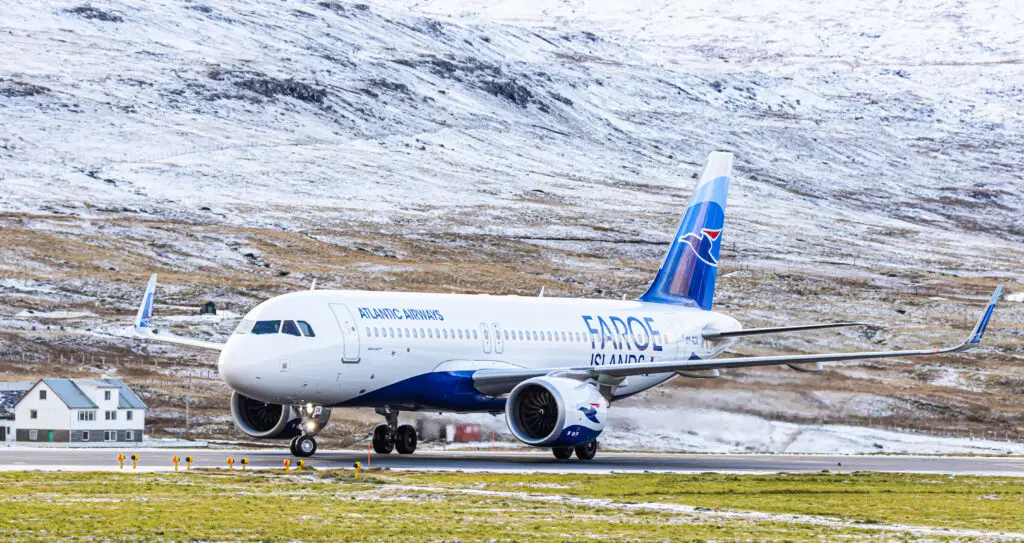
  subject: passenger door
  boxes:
[329,304,361,362]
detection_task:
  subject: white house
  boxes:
[14,378,146,444]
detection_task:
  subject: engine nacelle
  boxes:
[505,377,607,447]
[230,391,331,439]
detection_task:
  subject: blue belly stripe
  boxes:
[336,370,506,412]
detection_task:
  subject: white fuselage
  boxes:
[218,290,741,410]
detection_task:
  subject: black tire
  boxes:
[574,440,598,460]
[552,447,573,460]
[372,424,394,454]
[395,424,417,455]
[294,435,317,457]
[288,436,299,456]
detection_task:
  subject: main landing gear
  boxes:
[372,407,418,455]
[290,434,317,457]
[552,440,598,461]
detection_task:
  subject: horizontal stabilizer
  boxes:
[702,322,873,340]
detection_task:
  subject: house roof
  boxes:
[14,378,147,410]
[41,379,97,409]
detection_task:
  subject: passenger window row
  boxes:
[365,326,648,345]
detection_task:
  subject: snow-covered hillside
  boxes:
[0,0,1022,448]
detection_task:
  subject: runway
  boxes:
[1,447,1024,475]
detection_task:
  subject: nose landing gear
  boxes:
[289,404,327,458]
[372,407,418,455]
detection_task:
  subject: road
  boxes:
[1,447,1023,474]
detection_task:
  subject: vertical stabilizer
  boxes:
[638,152,733,310]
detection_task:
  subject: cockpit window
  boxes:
[251,320,281,335]
[281,320,301,336]
[297,321,315,337]
[234,320,255,335]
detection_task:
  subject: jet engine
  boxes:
[505,377,607,447]
[230,391,331,438]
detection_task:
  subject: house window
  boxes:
[39,390,47,400]
[104,431,116,441]
[105,410,117,421]
[127,411,134,421]
[78,410,96,421]
[126,431,134,440]
[29,430,37,441]
[82,431,90,441]
[30,410,37,419]
[104,390,111,401]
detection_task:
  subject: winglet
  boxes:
[967,285,1002,345]
[134,274,157,331]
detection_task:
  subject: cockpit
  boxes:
[234,319,316,337]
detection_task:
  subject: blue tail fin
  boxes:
[638,152,733,310]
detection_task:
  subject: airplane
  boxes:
[132,152,1003,459]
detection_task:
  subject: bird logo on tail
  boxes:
[677,227,723,267]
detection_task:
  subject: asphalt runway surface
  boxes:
[1,447,1024,475]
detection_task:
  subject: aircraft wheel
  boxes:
[288,436,300,456]
[552,447,573,460]
[574,440,598,461]
[372,424,394,454]
[395,424,417,454]
[294,435,317,457]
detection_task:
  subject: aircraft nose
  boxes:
[218,347,250,394]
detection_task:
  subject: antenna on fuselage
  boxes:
[310,278,317,291]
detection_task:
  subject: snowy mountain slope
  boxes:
[0,0,1022,447]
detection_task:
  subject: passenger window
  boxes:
[457,329,463,339]
[561,331,567,341]
[281,320,301,336]
[365,327,371,336]
[297,321,315,337]
[443,329,448,339]
[503,330,509,340]
[389,328,395,338]
[473,330,478,340]
[428,329,434,339]
[234,320,255,335]
[251,320,281,335]
[532,331,538,341]
[373,327,379,337]
[420,328,425,338]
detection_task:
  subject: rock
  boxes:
[65,6,124,22]
[0,80,49,98]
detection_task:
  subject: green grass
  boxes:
[394,471,1024,532]
[0,470,1018,542]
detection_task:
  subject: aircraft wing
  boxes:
[701,321,873,339]
[472,286,1002,395]
[133,274,225,351]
